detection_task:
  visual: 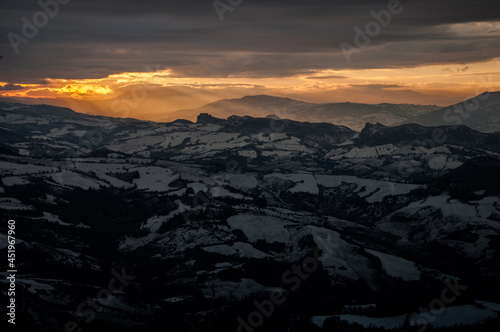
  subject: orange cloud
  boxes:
[58,84,113,98]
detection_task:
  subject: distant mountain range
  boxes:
[2,91,499,133]
[163,92,500,133]
[164,95,441,131]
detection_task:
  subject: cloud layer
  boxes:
[1,0,499,82]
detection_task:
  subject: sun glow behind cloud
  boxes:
[58,84,113,97]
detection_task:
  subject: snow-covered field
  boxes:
[365,249,421,281]
[321,313,407,329]
[227,214,291,243]
[131,166,179,192]
[202,242,270,259]
[409,304,497,328]
[308,226,377,282]
[313,304,498,330]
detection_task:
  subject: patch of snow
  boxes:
[227,214,291,243]
[131,166,179,192]
[0,197,33,210]
[315,175,420,202]
[163,297,184,303]
[203,244,237,256]
[311,316,332,328]
[210,187,247,199]
[476,300,500,312]
[203,242,270,259]
[34,212,74,227]
[265,173,319,194]
[1,176,30,186]
[308,226,377,283]
[365,249,421,281]
[188,182,208,193]
[333,314,407,329]
[238,149,257,158]
[202,278,279,301]
[142,200,190,233]
[217,173,259,190]
[49,171,107,189]
[410,304,496,328]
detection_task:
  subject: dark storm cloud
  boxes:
[1,0,499,81]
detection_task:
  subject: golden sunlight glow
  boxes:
[58,84,113,97]
[1,58,499,120]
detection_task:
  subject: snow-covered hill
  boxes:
[0,102,499,331]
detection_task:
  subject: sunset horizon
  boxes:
[2,0,500,121]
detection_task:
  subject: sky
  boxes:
[1,0,500,120]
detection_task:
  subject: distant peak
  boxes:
[240,95,291,100]
[196,113,224,124]
[231,95,300,104]
[363,122,386,130]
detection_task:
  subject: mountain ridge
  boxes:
[3,92,499,133]
[412,91,500,133]
[164,94,441,130]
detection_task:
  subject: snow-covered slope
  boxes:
[1,101,499,331]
